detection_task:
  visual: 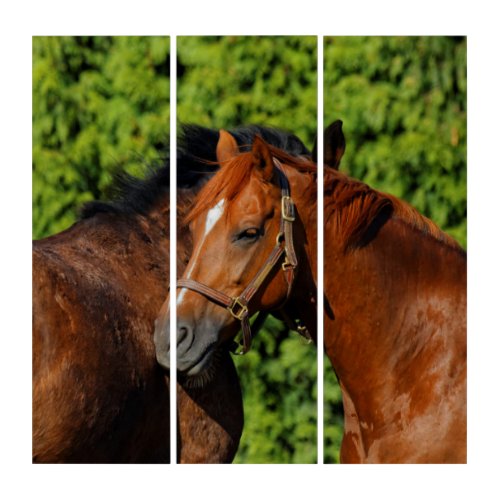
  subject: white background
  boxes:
[1,0,499,498]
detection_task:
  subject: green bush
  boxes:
[324,36,466,246]
[178,36,317,147]
[232,317,317,464]
[33,36,170,239]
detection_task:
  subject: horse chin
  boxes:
[178,348,222,389]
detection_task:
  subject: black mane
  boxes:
[177,124,311,188]
[80,125,311,219]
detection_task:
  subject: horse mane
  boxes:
[79,157,170,219]
[324,167,464,253]
[80,125,310,219]
[186,144,317,225]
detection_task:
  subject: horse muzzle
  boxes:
[154,310,222,377]
[176,318,221,376]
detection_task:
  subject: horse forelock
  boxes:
[185,145,316,225]
[176,124,311,188]
[324,168,464,253]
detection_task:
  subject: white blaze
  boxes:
[204,198,226,234]
[177,199,225,305]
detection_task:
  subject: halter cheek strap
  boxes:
[177,158,303,355]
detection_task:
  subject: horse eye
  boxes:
[238,227,260,241]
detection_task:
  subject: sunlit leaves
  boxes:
[177,36,317,151]
[32,36,170,239]
[324,36,466,247]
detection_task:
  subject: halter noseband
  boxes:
[177,158,299,354]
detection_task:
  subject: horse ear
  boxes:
[324,120,346,170]
[216,129,239,165]
[251,135,274,181]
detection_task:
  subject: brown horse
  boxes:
[154,132,318,389]
[323,124,466,463]
[33,154,243,464]
[33,124,310,463]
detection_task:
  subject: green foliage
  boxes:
[324,36,467,246]
[33,36,170,239]
[323,36,467,464]
[323,356,343,464]
[178,36,318,464]
[178,36,317,148]
[232,317,317,464]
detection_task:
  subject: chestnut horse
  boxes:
[324,165,466,463]
[33,124,309,463]
[154,122,466,463]
[320,120,466,462]
[154,132,318,389]
[155,125,312,461]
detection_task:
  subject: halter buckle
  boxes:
[281,196,295,222]
[295,322,312,344]
[282,256,294,272]
[227,297,249,321]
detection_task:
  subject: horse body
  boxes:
[33,209,171,462]
[324,169,466,463]
[175,354,243,463]
[33,164,243,464]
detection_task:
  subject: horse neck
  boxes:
[141,197,170,247]
[51,196,169,296]
[284,166,318,339]
[119,197,170,265]
[325,215,466,434]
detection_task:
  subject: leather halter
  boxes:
[177,158,299,354]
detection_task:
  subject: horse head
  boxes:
[155,131,317,380]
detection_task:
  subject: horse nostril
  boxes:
[178,326,188,343]
[177,323,195,354]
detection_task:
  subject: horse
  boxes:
[33,124,310,463]
[154,122,466,464]
[32,146,241,464]
[323,128,466,463]
[159,124,312,462]
[154,131,318,401]
[32,173,245,464]
[318,119,465,463]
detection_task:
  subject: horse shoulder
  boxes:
[32,223,169,462]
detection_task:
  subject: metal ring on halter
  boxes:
[282,257,294,272]
[227,297,249,321]
[281,195,295,222]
